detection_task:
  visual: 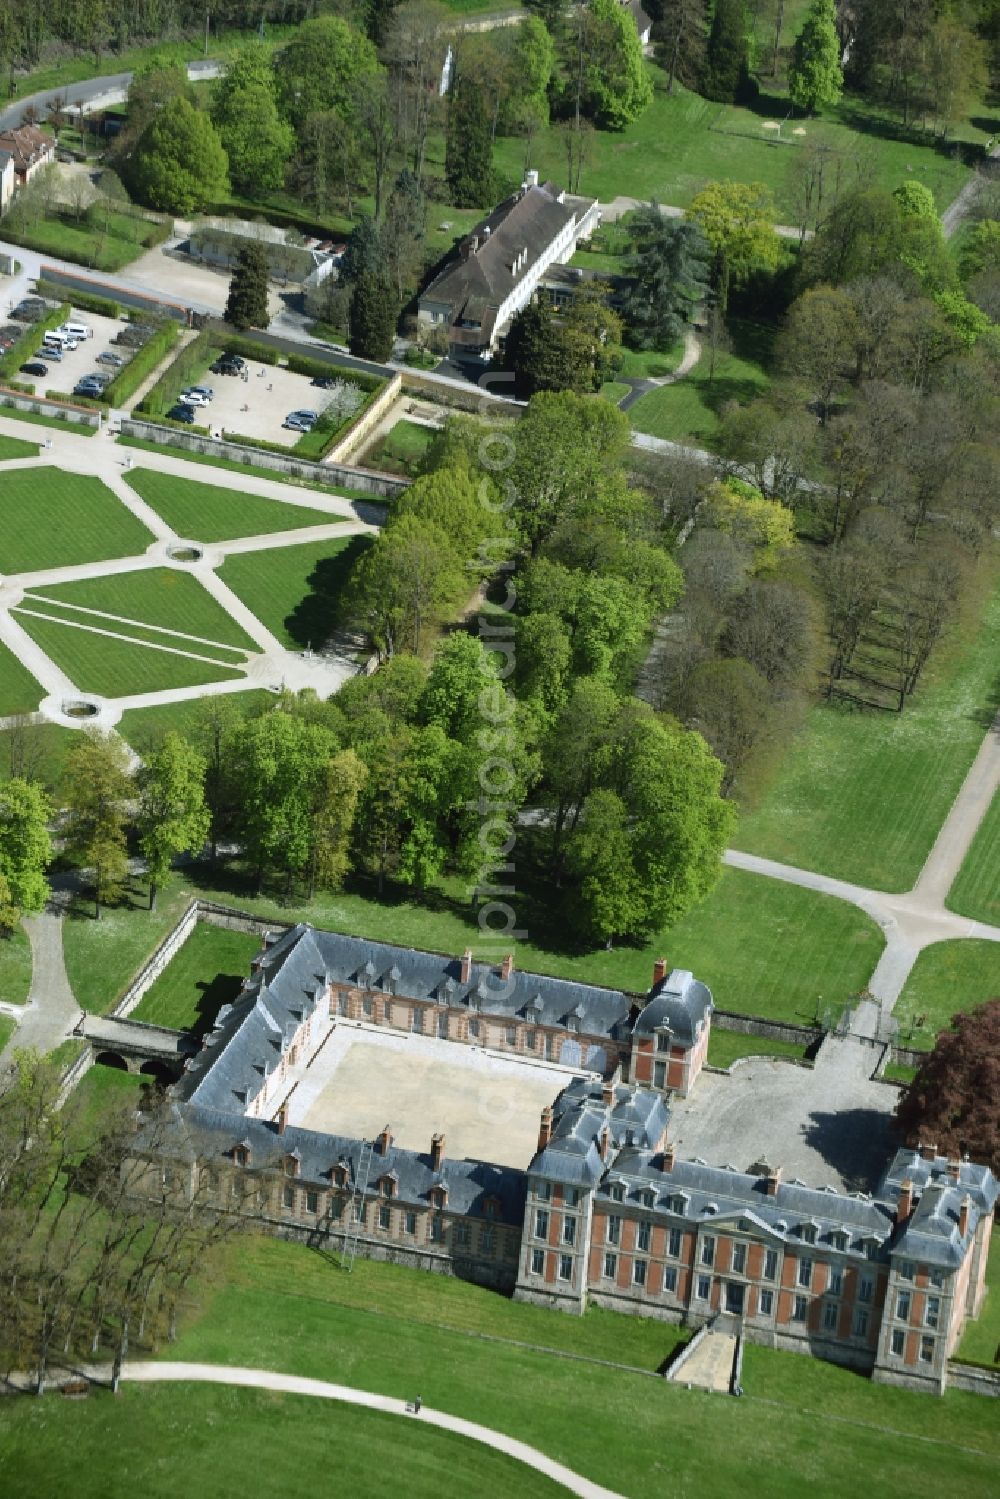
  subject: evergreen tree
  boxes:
[225,242,270,331]
[702,0,752,103]
[349,269,398,361]
[620,205,711,350]
[655,0,709,95]
[788,0,844,115]
[505,287,622,398]
[445,76,494,207]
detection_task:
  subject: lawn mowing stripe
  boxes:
[21,592,250,655]
[11,608,248,669]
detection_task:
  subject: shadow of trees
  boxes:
[283,534,373,650]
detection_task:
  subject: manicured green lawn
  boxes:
[0,405,98,436]
[617,342,684,378]
[493,67,978,220]
[366,419,434,477]
[947,783,1000,926]
[0,467,153,572]
[957,1236,1000,1368]
[70,1063,153,1132]
[24,569,257,651]
[117,437,383,505]
[599,381,630,404]
[0,434,39,460]
[16,609,246,697]
[707,1030,808,1069]
[0,640,45,717]
[118,691,277,756]
[881,1062,916,1086]
[218,535,370,650]
[130,923,260,1036]
[0,926,33,1008]
[629,340,770,446]
[0,1386,563,1499]
[123,467,337,543]
[570,248,627,273]
[893,940,1000,1051]
[2,210,160,272]
[62,880,196,1015]
[739,551,1000,889]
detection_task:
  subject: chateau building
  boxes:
[134,923,995,1395]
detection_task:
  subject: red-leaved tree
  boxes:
[896,999,1000,1174]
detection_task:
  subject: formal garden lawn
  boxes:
[59,861,883,1032]
[0,641,44,718]
[706,1030,808,1069]
[892,940,1000,1051]
[0,926,34,1009]
[117,437,381,504]
[628,323,772,446]
[217,535,370,651]
[23,569,257,651]
[492,67,980,221]
[738,550,1000,890]
[365,419,434,478]
[947,784,1000,926]
[13,611,246,698]
[957,1236,1000,1368]
[130,923,260,1036]
[122,468,338,543]
[0,435,39,460]
[117,690,277,756]
[0,467,153,572]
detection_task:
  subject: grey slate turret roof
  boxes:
[155,1104,527,1226]
[631,968,713,1045]
[529,1079,670,1187]
[879,1148,999,1269]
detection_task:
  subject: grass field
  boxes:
[492,66,980,221]
[0,641,44,717]
[738,550,1000,889]
[957,1237,1000,1368]
[893,940,1000,1050]
[707,1030,809,1069]
[14,611,246,698]
[617,343,685,378]
[123,468,337,543]
[0,435,39,460]
[24,570,257,651]
[0,406,98,436]
[117,437,383,504]
[629,334,771,446]
[600,381,631,404]
[2,210,162,273]
[0,1014,16,1052]
[0,721,86,795]
[218,535,369,651]
[365,419,434,478]
[130,923,260,1036]
[947,784,1000,926]
[0,926,33,1008]
[0,467,153,572]
[61,859,883,1033]
[117,690,277,756]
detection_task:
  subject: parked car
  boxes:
[74,379,104,397]
[181,386,214,405]
[210,357,242,376]
[96,351,125,367]
[20,362,48,377]
[168,403,197,424]
[37,345,63,362]
[283,409,319,431]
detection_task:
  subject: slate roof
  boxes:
[631,969,713,1045]
[601,1149,895,1250]
[879,1148,999,1269]
[529,1079,670,1187]
[420,181,580,330]
[0,125,54,173]
[151,1103,528,1226]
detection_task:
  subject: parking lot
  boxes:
[188,356,350,449]
[17,309,132,400]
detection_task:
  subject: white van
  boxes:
[44,329,78,348]
[59,322,93,341]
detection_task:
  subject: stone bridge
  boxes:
[76,1013,199,1081]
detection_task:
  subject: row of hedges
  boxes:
[284,350,383,393]
[220,333,279,366]
[137,329,213,417]
[103,321,179,408]
[35,280,121,318]
[0,303,70,379]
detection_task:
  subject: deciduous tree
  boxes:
[273,16,381,132]
[136,732,210,911]
[129,96,228,215]
[896,1000,1000,1175]
[63,732,133,918]
[0,779,51,928]
[211,43,293,197]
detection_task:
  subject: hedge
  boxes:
[284,350,383,393]
[103,321,179,408]
[0,303,70,379]
[137,329,213,417]
[46,388,103,408]
[221,334,279,366]
[35,280,121,319]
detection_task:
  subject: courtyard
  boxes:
[285,1024,583,1170]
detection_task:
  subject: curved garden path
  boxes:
[29,1361,623,1499]
[0,903,78,1071]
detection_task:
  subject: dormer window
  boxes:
[483,1197,498,1221]
[388,965,402,996]
[284,1153,300,1178]
[608,1183,625,1203]
[380,1174,397,1198]
[831,1232,848,1252]
[799,1224,817,1245]
[656,1030,671,1053]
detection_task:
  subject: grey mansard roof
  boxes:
[631,969,713,1045]
[529,1079,670,1187]
[880,1148,999,1269]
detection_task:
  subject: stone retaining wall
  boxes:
[947,1361,1000,1396]
[109,900,200,1021]
[0,389,100,428]
[327,372,403,465]
[712,1008,823,1049]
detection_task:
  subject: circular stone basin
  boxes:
[63,700,99,720]
[167,544,203,563]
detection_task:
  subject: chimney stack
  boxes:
[896,1177,914,1224]
[461,948,473,985]
[602,1081,615,1108]
[662,1141,676,1172]
[600,1126,611,1160]
[501,953,514,981]
[431,1132,445,1172]
[376,1125,392,1157]
[919,1141,937,1161]
[652,958,668,987]
[948,1159,961,1182]
[959,1195,971,1238]
[537,1105,553,1153]
[276,1105,288,1136]
[765,1165,782,1197]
